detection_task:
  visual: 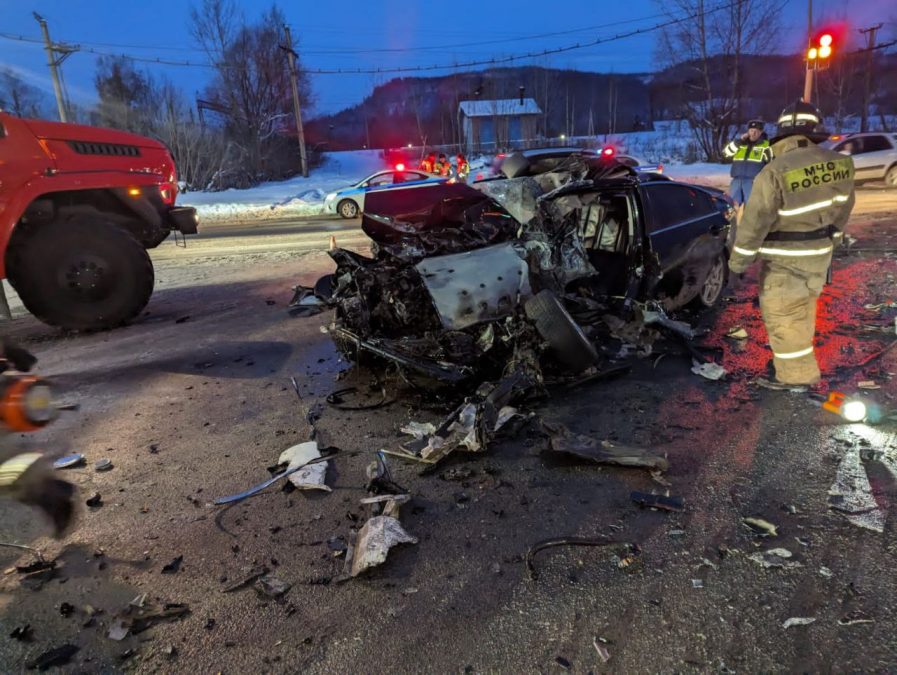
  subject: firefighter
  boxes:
[0,341,75,536]
[456,153,470,181]
[419,153,435,174]
[722,119,772,205]
[727,101,856,388]
[435,154,451,177]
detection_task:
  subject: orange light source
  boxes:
[127,187,141,197]
[819,33,833,47]
[819,44,832,59]
[807,47,818,60]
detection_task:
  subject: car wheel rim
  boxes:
[701,257,725,305]
[341,202,356,217]
[887,170,897,187]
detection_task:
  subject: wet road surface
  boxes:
[0,191,896,672]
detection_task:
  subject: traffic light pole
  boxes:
[859,24,882,133]
[802,0,813,103]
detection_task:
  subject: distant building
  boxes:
[458,98,542,152]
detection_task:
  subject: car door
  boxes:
[641,182,727,306]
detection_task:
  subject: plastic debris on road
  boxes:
[278,441,331,492]
[543,421,669,472]
[691,360,727,381]
[726,326,749,339]
[346,513,418,578]
[748,548,802,569]
[782,617,816,629]
[742,517,778,537]
[53,454,85,469]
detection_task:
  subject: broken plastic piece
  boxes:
[108,600,189,641]
[255,574,291,597]
[743,517,778,537]
[278,441,331,492]
[782,617,816,629]
[346,515,418,577]
[53,454,85,469]
[748,548,801,569]
[631,491,684,512]
[400,421,437,441]
[726,327,749,339]
[691,360,727,380]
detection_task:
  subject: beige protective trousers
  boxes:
[758,253,831,385]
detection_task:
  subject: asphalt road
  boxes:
[0,190,896,673]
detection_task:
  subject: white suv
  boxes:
[824,132,897,186]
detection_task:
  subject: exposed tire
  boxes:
[7,218,154,331]
[337,199,359,219]
[524,289,599,372]
[885,165,897,188]
[692,252,728,309]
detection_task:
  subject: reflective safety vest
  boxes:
[420,159,434,173]
[457,159,469,177]
[723,135,772,179]
[729,135,856,274]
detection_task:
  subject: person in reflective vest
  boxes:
[723,119,772,205]
[434,154,450,177]
[456,153,470,181]
[419,153,436,174]
[728,101,856,388]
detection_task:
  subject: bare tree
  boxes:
[654,0,782,161]
[0,69,46,117]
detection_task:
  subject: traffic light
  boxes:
[807,33,834,68]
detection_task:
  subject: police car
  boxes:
[323,167,448,219]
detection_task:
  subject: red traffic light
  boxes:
[819,33,833,47]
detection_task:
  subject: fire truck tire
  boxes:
[524,289,599,372]
[8,218,155,331]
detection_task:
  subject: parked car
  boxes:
[323,169,448,218]
[823,132,897,186]
[305,154,734,386]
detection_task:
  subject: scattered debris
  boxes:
[278,441,331,492]
[726,327,749,339]
[555,656,572,670]
[631,491,684,512]
[25,644,79,671]
[691,578,704,589]
[525,537,637,580]
[345,496,418,578]
[59,602,75,617]
[53,454,85,469]
[107,597,189,641]
[94,458,113,472]
[819,566,833,578]
[440,466,475,482]
[222,566,269,593]
[691,359,727,381]
[743,517,778,537]
[593,637,611,664]
[161,555,183,574]
[838,610,874,626]
[544,422,668,471]
[255,574,291,598]
[400,421,437,441]
[857,380,880,390]
[10,624,33,641]
[85,492,103,508]
[748,548,801,569]
[782,617,816,629]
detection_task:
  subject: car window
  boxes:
[367,173,393,187]
[578,194,631,252]
[645,184,715,233]
[858,135,892,153]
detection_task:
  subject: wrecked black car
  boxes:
[297,153,734,387]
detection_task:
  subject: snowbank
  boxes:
[188,150,384,224]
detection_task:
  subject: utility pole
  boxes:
[282,24,309,178]
[33,13,77,122]
[802,0,813,103]
[859,24,882,133]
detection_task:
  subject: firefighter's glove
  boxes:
[1,453,76,537]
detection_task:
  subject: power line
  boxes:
[0,0,755,76]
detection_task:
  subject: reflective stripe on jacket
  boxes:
[723,135,772,179]
[729,135,856,274]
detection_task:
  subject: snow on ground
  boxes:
[188,150,385,223]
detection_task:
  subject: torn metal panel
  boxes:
[415,243,532,330]
[346,515,418,577]
[543,421,669,471]
[278,441,330,492]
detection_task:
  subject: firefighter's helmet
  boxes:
[773,101,828,143]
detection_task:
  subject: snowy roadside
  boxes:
[186,147,733,226]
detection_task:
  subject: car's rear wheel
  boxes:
[8,218,154,331]
[524,290,598,372]
[885,165,897,187]
[338,199,359,219]
[694,252,728,308]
